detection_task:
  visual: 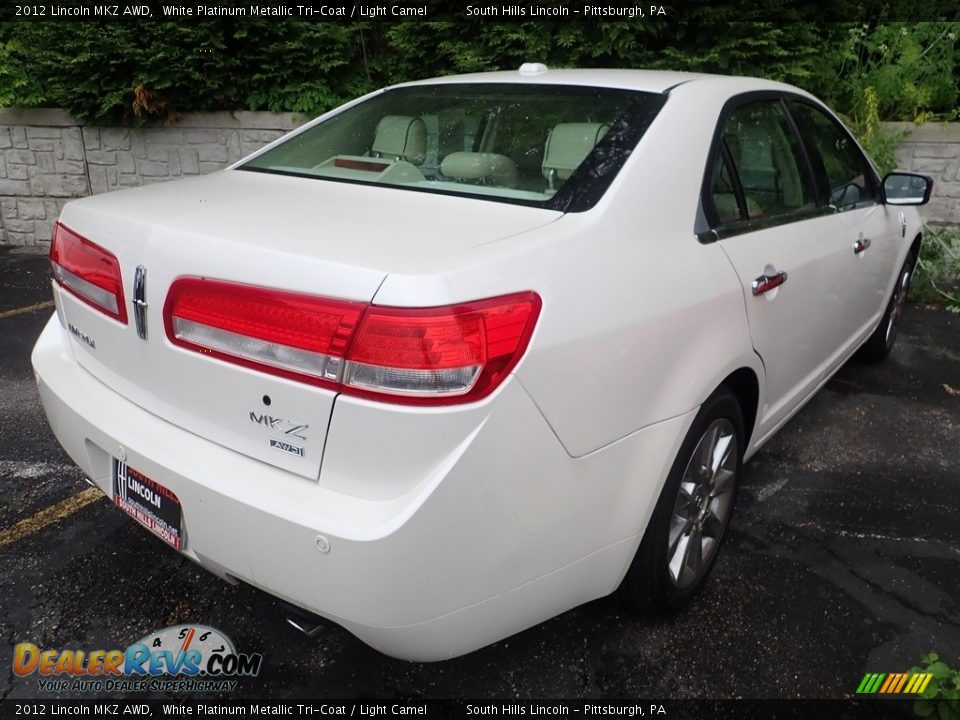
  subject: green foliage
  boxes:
[822,23,959,124]
[846,86,909,176]
[812,23,959,173]
[381,21,845,87]
[913,226,960,313]
[0,36,42,108]
[911,653,960,720]
[0,21,957,124]
[231,23,369,114]
[0,22,371,122]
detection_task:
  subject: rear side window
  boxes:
[787,100,877,210]
[718,101,815,220]
[710,146,743,224]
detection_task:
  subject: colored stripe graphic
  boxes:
[857,672,933,694]
[879,674,896,693]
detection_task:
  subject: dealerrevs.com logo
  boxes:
[13,625,263,693]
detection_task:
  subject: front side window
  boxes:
[716,100,815,221]
[240,84,662,209]
[787,100,877,210]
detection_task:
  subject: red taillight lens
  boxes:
[163,278,540,405]
[343,294,540,403]
[50,223,127,323]
[164,278,365,389]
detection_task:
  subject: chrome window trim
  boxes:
[697,204,837,244]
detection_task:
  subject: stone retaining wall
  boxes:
[889,122,960,227]
[0,108,306,247]
[0,109,957,247]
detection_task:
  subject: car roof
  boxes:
[393,67,803,96]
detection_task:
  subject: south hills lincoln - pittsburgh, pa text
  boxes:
[465,5,667,18]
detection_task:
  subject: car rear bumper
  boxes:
[32,314,692,660]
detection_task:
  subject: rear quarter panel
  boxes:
[374,82,766,457]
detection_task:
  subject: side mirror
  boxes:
[882,172,933,206]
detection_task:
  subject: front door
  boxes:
[786,99,902,365]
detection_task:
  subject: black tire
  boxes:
[619,387,744,612]
[857,253,916,363]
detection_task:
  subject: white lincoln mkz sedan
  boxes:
[32,66,932,660]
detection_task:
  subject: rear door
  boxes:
[701,96,855,439]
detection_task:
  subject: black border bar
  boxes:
[0,698,918,720]
[2,0,959,22]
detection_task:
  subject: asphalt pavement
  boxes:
[0,247,957,700]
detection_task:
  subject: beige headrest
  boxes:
[440,152,518,188]
[372,116,427,166]
[542,123,610,181]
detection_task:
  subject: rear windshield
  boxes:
[240,83,665,211]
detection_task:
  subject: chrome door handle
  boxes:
[853,237,872,254]
[752,271,788,296]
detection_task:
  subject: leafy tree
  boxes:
[0,22,371,122]
[0,21,957,123]
[821,22,959,123]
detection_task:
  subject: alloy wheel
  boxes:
[885,266,912,347]
[667,418,738,590]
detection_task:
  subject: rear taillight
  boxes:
[50,223,127,323]
[164,278,540,405]
[344,295,539,402]
[164,279,364,390]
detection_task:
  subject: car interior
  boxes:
[242,85,651,204]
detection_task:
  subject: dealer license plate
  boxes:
[112,460,184,550]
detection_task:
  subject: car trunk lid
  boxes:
[55,170,560,479]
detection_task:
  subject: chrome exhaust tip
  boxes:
[281,603,329,639]
[285,615,325,638]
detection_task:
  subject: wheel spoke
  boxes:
[669,531,692,583]
[668,516,693,556]
[711,467,735,497]
[701,535,717,563]
[678,480,697,501]
[701,425,720,477]
[711,433,733,476]
[702,504,725,537]
[672,482,696,520]
[686,526,702,577]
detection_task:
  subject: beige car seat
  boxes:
[541,123,610,189]
[372,116,428,166]
[440,152,519,188]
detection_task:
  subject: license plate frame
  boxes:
[112,460,185,551]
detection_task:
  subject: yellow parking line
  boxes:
[0,487,103,550]
[0,300,55,320]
